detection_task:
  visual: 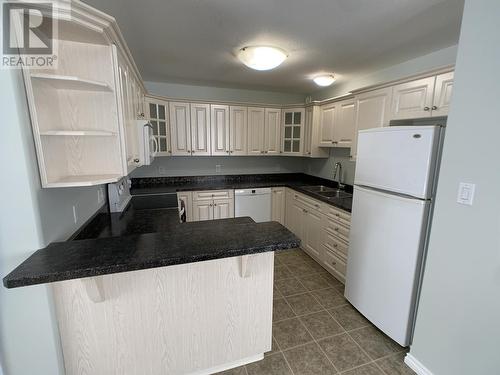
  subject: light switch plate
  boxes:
[457,182,475,205]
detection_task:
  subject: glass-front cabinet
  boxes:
[146,98,171,155]
[282,108,305,155]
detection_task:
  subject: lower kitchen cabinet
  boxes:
[271,187,286,224]
[303,208,323,260]
[177,191,193,222]
[180,190,234,222]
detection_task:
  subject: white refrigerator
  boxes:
[345,125,444,347]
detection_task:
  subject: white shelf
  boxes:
[40,130,117,137]
[45,174,122,188]
[31,73,113,92]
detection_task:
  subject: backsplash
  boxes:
[306,148,356,185]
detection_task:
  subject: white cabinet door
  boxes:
[319,103,337,146]
[352,87,392,159]
[247,107,265,155]
[432,71,454,117]
[210,104,230,156]
[304,208,323,260]
[264,108,282,155]
[192,201,213,221]
[390,77,435,120]
[190,103,211,156]
[169,102,192,156]
[303,106,313,156]
[146,98,170,155]
[229,106,248,155]
[213,198,234,219]
[282,108,304,155]
[271,187,285,224]
[334,99,356,148]
[289,202,306,241]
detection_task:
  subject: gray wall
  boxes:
[146,81,306,105]
[305,148,356,186]
[0,70,105,374]
[311,45,458,101]
[409,1,500,374]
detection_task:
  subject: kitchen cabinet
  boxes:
[282,108,304,155]
[303,106,329,158]
[146,97,170,155]
[229,106,248,155]
[264,108,282,155]
[319,103,338,146]
[190,103,211,155]
[211,104,230,155]
[390,71,454,120]
[247,107,265,155]
[319,99,356,149]
[190,190,234,221]
[352,86,392,159]
[303,208,323,260]
[271,187,286,224]
[169,102,192,155]
[177,191,193,222]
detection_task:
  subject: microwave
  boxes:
[136,120,158,166]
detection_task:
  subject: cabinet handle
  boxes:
[331,261,337,266]
[432,105,438,110]
[423,106,430,111]
[214,203,217,206]
[226,150,230,153]
[192,150,195,154]
[307,152,311,155]
[333,244,338,248]
[315,204,320,208]
[334,227,339,232]
[133,158,140,163]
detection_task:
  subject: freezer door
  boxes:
[345,186,430,346]
[355,126,440,199]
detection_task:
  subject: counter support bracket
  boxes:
[240,255,251,278]
[82,276,105,303]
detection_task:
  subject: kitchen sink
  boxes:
[317,190,352,199]
[300,185,337,193]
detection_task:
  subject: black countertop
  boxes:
[3,214,299,288]
[131,173,353,212]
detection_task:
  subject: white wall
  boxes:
[0,69,105,374]
[409,1,500,374]
[311,45,458,101]
[146,81,306,105]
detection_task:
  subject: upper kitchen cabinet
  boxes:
[170,102,211,156]
[229,106,248,155]
[351,87,392,159]
[190,103,211,155]
[146,97,171,155]
[282,108,304,155]
[319,103,337,146]
[319,98,356,149]
[390,71,454,120]
[210,104,230,155]
[247,107,281,155]
[303,106,329,158]
[20,4,144,187]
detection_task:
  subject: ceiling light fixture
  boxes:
[313,75,336,87]
[237,46,287,71]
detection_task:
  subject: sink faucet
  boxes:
[333,162,345,190]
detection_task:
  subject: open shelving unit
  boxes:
[30,73,113,92]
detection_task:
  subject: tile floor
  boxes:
[216,249,416,375]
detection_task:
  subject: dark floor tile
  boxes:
[274,265,293,281]
[376,352,415,375]
[349,326,403,360]
[246,353,292,375]
[273,286,283,300]
[310,287,347,309]
[342,363,384,375]
[322,272,344,288]
[318,333,371,372]
[273,298,296,322]
[297,274,333,291]
[300,310,344,339]
[274,278,307,297]
[285,292,324,316]
[285,262,317,276]
[214,365,247,375]
[273,318,314,350]
[283,342,337,375]
[329,304,371,331]
[265,337,281,357]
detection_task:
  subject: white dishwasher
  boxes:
[234,188,272,223]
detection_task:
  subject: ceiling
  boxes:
[84,0,464,94]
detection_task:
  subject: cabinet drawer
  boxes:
[193,190,233,201]
[323,247,347,282]
[322,230,349,258]
[293,191,322,212]
[324,205,351,227]
[323,218,350,243]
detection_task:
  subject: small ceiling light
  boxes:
[237,46,287,71]
[313,75,336,87]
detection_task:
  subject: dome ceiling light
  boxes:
[313,75,336,87]
[237,46,287,71]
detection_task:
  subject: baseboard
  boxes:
[188,353,264,375]
[404,353,434,375]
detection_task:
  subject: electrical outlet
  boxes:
[158,165,167,175]
[216,165,222,173]
[72,205,78,224]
